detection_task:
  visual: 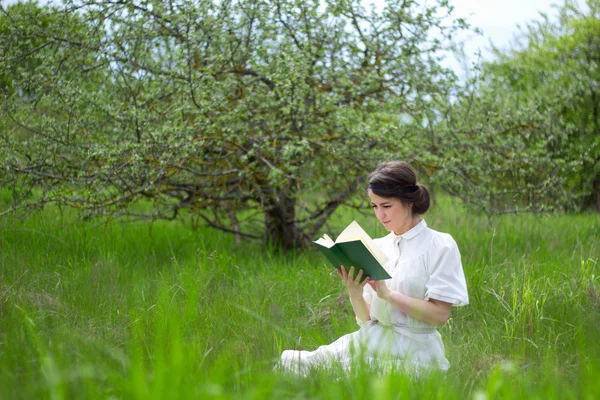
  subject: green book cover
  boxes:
[314,221,391,281]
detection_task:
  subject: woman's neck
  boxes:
[393,216,421,236]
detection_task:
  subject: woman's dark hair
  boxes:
[368,161,430,215]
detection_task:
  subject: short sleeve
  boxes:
[424,235,469,306]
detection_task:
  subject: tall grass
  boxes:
[0,196,599,399]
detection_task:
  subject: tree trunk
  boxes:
[581,175,600,213]
[263,192,309,250]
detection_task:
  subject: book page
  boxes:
[335,221,388,265]
[314,234,335,248]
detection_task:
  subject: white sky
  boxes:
[454,2,585,47]
[432,0,588,73]
[364,0,588,76]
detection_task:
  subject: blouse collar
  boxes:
[390,219,427,243]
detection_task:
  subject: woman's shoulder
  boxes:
[424,227,461,261]
[427,227,458,247]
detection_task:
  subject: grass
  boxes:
[0,195,599,399]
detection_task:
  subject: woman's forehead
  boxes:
[368,190,399,203]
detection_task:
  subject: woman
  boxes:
[279,161,469,374]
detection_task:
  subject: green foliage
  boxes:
[0,1,66,97]
[3,0,598,251]
[0,0,468,248]
[0,198,599,398]
[468,0,600,212]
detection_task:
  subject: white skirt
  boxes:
[278,320,449,375]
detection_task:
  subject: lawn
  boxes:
[1,196,599,399]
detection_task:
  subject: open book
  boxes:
[314,221,391,281]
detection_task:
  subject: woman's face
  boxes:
[368,190,413,235]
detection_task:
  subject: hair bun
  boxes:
[368,161,430,215]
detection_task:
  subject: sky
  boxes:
[363,0,588,76]
[444,0,587,65]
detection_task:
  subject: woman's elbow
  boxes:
[429,300,452,326]
[434,313,450,327]
[432,307,451,326]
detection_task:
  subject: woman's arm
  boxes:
[337,266,371,323]
[370,281,451,326]
[349,293,370,323]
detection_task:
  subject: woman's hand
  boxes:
[367,280,393,301]
[336,265,368,299]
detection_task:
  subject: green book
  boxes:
[314,221,391,281]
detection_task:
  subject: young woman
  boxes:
[279,161,469,374]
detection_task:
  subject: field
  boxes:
[1,196,599,399]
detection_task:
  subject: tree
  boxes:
[1,0,108,206]
[478,0,600,211]
[1,0,469,249]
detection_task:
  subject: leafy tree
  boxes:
[476,0,600,212]
[1,0,469,248]
[1,0,107,206]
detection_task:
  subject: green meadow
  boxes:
[1,196,599,399]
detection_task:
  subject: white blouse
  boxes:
[360,219,469,329]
